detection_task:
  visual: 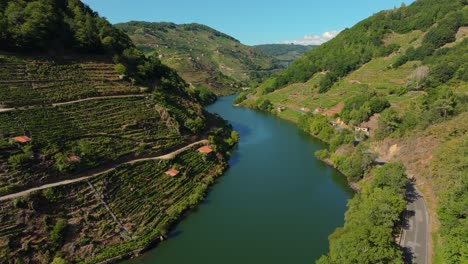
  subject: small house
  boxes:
[197,146,213,154]
[12,136,31,143]
[165,169,180,177]
[66,154,81,164]
[355,126,370,135]
[314,107,323,114]
[276,106,286,112]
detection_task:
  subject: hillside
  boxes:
[0,1,237,263]
[115,22,282,95]
[254,44,317,67]
[240,0,468,263]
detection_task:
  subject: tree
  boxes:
[51,257,67,264]
[433,86,457,119]
[375,108,400,139]
[407,66,429,90]
[371,163,408,196]
[50,219,68,248]
[114,63,126,75]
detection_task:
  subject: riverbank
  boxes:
[122,95,352,264]
[317,158,361,192]
[238,97,411,262]
[95,163,228,264]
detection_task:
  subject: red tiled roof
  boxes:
[165,169,179,177]
[197,146,213,154]
[66,154,81,163]
[12,136,31,143]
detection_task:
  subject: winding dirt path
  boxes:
[0,94,146,113]
[0,140,208,202]
[51,94,146,106]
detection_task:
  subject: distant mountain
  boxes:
[116,22,283,95]
[254,44,317,67]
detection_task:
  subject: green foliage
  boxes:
[114,63,126,75]
[319,163,408,264]
[333,147,376,182]
[184,117,205,134]
[188,85,217,105]
[51,257,67,264]
[115,21,281,95]
[50,219,67,249]
[0,0,132,53]
[340,92,389,125]
[298,114,336,143]
[261,0,465,94]
[207,125,239,158]
[371,163,407,196]
[233,92,248,104]
[375,108,401,139]
[255,44,317,67]
[42,188,63,203]
[319,73,338,93]
[254,99,274,112]
[431,135,468,263]
[54,152,73,173]
[425,40,468,88]
[315,149,330,160]
[7,145,32,169]
[329,131,354,152]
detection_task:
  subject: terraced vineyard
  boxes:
[0,49,237,263]
[0,55,142,108]
[0,53,236,264]
[0,148,226,263]
[0,96,188,194]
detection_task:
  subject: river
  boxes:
[124,95,353,263]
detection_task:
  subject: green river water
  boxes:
[124,95,353,263]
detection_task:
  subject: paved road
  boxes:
[0,140,208,202]
[400,182,429,264]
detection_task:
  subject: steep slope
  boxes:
[0,1,237,263]
[116,22,282,95]
[240,0,467,263]
[254,44,317,67]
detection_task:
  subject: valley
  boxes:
[116,22,282,95]
[0,0,466,263]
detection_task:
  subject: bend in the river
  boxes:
[124,95,353,264]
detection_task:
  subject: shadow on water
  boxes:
[168,230,183,239]
[229,121,251,138]
[228,147,241,166]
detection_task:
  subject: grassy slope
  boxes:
[242,4,468,261]
[255,30,426,114]
[116,22,282,95]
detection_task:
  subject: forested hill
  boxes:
[0,1,237,263]
[238,0,467,263]
[254,44,317,67]
[115,21,283,95]
[259,0,467,94]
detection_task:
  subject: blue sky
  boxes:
[82,0,415,45]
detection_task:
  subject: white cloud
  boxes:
[281,30,341,45]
